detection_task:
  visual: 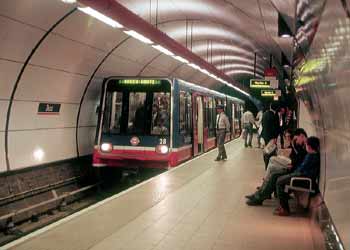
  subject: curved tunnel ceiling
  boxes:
[114,0,293,84]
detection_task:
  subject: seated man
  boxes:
[245,128,308,206]
[274,136,320,216]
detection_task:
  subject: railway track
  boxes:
[0,167,165,246]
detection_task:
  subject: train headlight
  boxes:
[156,145,169,154]
[100,143,113,153]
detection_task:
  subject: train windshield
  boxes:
[102,79,171,136]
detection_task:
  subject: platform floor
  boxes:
[4,139,314,250]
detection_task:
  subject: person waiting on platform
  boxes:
[274,136,320,216]
[242,108,256,148]
[255,108,264,148]
[215,104,230,161]
[245,128,308,206]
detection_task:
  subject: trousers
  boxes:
[216,129,227,159]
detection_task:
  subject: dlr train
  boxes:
[93,77,244,169]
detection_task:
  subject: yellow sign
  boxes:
[250,79,270,88]
[118,79,161,85]
[261,90,276,97]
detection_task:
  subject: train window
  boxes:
[151,92,170,135]
[127,92,147,134]
[110,92,123,133]
[208,97,216,137]
[179,91,186,132]
[179,91,192,134]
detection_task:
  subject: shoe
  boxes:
[222,157,227,161]
[245,194,255,199]
[273,206,290,216]
[214,157,221,161]
[246,198,263,206]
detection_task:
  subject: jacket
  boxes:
[216,112,230,131]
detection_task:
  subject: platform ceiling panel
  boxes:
[146,54,183,75]
[0,0,74,30]
[96,55,144,78]
[139,65,169,78]
[15,65,90,103]
[30,33,106,76]
[114,39,161,66]
[55,11,129,52]
[0,16,45,62]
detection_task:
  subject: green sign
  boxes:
[250,79,270,88]
[261,90,276,97]
[117,79,161,85]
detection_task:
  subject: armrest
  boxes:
[285,177,315,193]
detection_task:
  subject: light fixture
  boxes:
[33,148,45,161]
[188,63,201,70]
[152,45,174,56]
[156,145,169,154]
[278,13,293,38]
[61,0,76,3]
[124,30,153,44]
[100,143,113,153]
[78,7,123,28]
[172,55,189,64]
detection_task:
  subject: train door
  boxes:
[232,103,236,138]
[193,94,204,156]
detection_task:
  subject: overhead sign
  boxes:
[250,79,270,88]
[264,67,277,77]
[38,103,61,115]
[117,79,161,85]
[261,90,277,97]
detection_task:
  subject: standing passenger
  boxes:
[261,102,280,169]
[215,104,230,161]
[242,108,256,148]
[255,108,264,148]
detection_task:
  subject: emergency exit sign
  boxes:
[250,79,270,88]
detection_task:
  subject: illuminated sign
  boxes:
[117,79,161,85]
[250,79,270,88]
[261,90,277,97]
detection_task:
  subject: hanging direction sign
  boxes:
[250,79,270,88]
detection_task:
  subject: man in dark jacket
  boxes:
[261,102,280,168]
[261,102,280,145]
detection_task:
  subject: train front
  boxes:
[93,78,172,169]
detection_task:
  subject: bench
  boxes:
[284,177,315,209]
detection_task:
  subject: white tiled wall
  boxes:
[0,60,23,99]
[8,128,76,170]
[0,101,9,132]
[16,65,89,103]
[0,132,6,172]
[9,101,78,130]
[78,126,97,156]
